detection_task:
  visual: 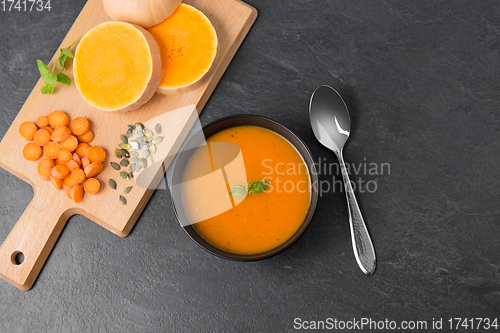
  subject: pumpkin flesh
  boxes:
[74,22,161,112]
[147,4,218,95]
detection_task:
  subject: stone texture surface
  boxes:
[0,0,499,332]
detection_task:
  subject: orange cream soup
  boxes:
[182,125,311,255]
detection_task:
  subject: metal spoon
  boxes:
[309,85,376,275]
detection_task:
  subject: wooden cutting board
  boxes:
[0,0,257,291]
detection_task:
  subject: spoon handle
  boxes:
[337,152,376,275]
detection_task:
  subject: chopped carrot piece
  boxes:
[84,178,101,194]
[63,174,80,188]
[42,127,53,134]
[81,157,91,169]
[39,174,50,181]
[70,185,85,203]
[37,158,55,177]
[51,164,70,180]
[61,136,79,152]
[84,161,104,178]
[70,117,90,136]
[19,121,38,141]
[72,153,81,166]
[66,160,80,171]
[77,130,94,143]
[49,175,63,190]
[36,116,50,128]
[43,142,62,159]
[23,143,42,161]
[56,149,73,165]
[86,146,106,163]
[50,125,72,142]
[75,143,90,159]
[48,110,70,128]
[34,128,51,146]
[38,157,55,170]
[66,188,72,198]
[37,166,52,179]
[71,168,87,183]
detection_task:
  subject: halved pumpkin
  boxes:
[74,22,161,112]
[147,4,218,95]
[102,0,182,29]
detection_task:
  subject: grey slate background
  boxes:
[0,0,499,332]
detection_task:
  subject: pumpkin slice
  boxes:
[102,0,181,29]
[74,22,161,112]
[147,4,218,95]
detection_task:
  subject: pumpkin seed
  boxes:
[118,143,130,150]
[114,148,122,158]
[119,195,127,205]
[120,149,130,158]
[120,171,129,180]
[129,164,135,173]
[129,151,139,158]
[128,125,135,131]
[152,136,164,144]
[135,163,142,172]
[128,172,134,179]
[110,162,121,170]
[145,128,154,138]
[120,159,130,167]
[148,144,157,154]
[155,123,162,134]
[129,141,140,150]
[141,158,148,169]
[135,124,144,135]
[108,179,117,190]
[134,122,144,129]
[140,140,149,148]
[141,149,150,159]
[120,135,128,144]
[126,128,134,138]
[130,157,141,164]
[123,186,133,194]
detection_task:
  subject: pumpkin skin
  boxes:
[73,22,162,112]
[147,4,218,95]
[102,0,182,28]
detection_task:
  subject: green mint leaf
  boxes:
[229,185,247,197]
[58,54,68,69]
[37,60,49,76]
[248,180,271,194]
[56,73,71,86]
[43,72,57,86]
[40,83,54,94]
[60,47,74,58]
[37,37,82,95]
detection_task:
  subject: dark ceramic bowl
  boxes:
[169,115,318,261]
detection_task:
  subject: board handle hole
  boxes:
[11,251,25,265]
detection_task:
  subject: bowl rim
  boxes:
[168,114,319,261]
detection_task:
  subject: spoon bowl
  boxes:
[309,85,376,275]
[310,86,351,153]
